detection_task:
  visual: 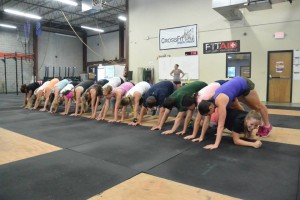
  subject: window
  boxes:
[227,66,236,77]
[226,52,251,78]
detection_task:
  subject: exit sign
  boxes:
[185,51,198,56]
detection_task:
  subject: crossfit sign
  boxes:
[159,24,197,50]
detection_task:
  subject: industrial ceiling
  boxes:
[0,0,127,35]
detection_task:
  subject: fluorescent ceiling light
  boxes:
[82,2,92,11]
[4,9,42,20]
[118,16,127,21]
[53,0,78,6]
[55,33,76,38]
[81,25,104,33]
[0,23,17,29]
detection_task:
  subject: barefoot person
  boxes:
[70,80,94,116]
[100,82,134,122]
[129,80,176,128]
[152,81,207,133]
[20,81,43,108]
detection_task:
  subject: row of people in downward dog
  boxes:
[20,76,272,150]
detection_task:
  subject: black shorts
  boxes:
[241,77,255,96]
[173,81,181,85]
[120,77,125,84]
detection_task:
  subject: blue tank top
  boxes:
[213,77,247,107]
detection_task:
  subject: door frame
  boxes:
[266,50,293,102]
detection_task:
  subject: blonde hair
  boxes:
[103,85,112,96]
[81,95,88,113]
[121,96,132,106]
[244,110,262,138]
[40,95,45,101]
[51,98,61,111]
[26,94,36,108]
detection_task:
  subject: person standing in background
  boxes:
[170,64,185,89]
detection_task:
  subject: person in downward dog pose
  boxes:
[81,79,108,118]
[182,80,228,140]
[20,81,43,108]
[59,83,75,115]
[152,81,207,133]
[36,78,60,111]
[70,80,94,116]
[120,81,151,122]
[48,79,72,113]
[99,81,134,122]
[129,80,176,128]
[96,77,124,120]
[198,76,272,150]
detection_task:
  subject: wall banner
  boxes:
[203,40,240,54]
[159,24,197,50]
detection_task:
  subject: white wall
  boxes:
[87,31,120,62]
[128,0,300,102]
[38,32,83,79]
[0,29,34,93]
[0,27,121,92]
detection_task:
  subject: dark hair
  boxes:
[49,93,55,104]
[198,100,213,115]
[95,85,103,97]
[182,96,196,108]
[20,84,27,93]
[139,97,143,105]
[97,79,108,86]
[163,97,176,110]
[146,96,157,108]
[62,90,71,96]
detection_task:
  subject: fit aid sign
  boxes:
[203,40,240,54]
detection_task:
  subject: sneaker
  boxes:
[256,125,273,137]
[256,126,265,137]
[262,125,273,137]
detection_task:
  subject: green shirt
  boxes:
[169,81,207,112]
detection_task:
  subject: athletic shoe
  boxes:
[261,125,273,137]
[256,126,265,137]
[256,125,273,137]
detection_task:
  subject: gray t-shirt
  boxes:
[171,69,184,81]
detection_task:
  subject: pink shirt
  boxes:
[197,82,221,104]
[112,82,134,96]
